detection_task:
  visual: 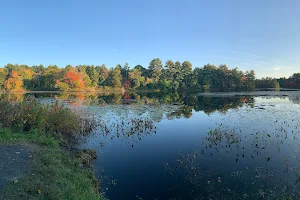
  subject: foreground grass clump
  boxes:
[0,97,96,144]
[0,99,104,200]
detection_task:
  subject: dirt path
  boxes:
[0,144,32,191]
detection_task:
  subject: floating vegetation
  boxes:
[83,115,157,146]
[167,116,300,199]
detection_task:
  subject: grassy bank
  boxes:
[0,99,105,200]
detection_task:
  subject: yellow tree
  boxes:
[20,68,35,89]
[5,70,24,91]
[20,68,34,80]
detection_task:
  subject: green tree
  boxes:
[32,64,45,74]
[43,65,61,90]
[271,79,280,89]
[115,64,122,71]
[129,68,145,88]
[86,65,99,87]
[291,73,300,88]
[134,65,148,77]
[96,65,110,86]
[182,61,193,88]
[244,70,256,91]
[4,63,20,73]
[149,58,163,83]
[121,62,130,81]
[109,67,122,88]
[160,60,176,90]
[0,68,7,89]
[159,69,172,90]
[0,60,266,92]
[172,61,184,90]
[19,67,35,89]
[165,60,175,70]
[230,68,244,90]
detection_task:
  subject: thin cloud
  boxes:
[239,62,264,67]
[272,67,280,71]
[240,62,251,66]
[208,54,239,60]
[226,49,285,63]
[209,55,265,64]
[247,60,266,64]
[221,56,239,61]
[225,49,260,58]
[270,59,282,62]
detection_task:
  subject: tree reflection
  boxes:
[3,92,300,121]
[0,92,255,121]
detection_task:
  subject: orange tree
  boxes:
[56,68,85,90]
[4,70,24,91]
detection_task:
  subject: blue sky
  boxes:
[0,0,299,78]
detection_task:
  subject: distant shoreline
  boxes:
[1,88,299,95]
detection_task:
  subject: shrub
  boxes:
[0,97,97,143]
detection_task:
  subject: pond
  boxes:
[7,91,300,200]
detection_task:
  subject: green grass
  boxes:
[0,128,105,200]
[0,128,60,147]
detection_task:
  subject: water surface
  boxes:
[7,91,300,200]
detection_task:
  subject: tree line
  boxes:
[255,74,300,90]
[0,58,298,92]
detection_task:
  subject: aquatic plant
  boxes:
[93,116,156,144]
[167,118,300,200]
[0,97,98,144]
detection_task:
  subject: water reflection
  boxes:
[2,91,299,117]
[1,91,257,117]
[166,108,300,199]
[1,91,300,199]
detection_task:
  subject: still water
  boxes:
[14,92,300,199]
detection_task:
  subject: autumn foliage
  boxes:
[4,70,24,91]
[56,69,85,90]
[123,80,131,89]
[1,62,300,92]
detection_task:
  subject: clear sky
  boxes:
[0,0,299,78]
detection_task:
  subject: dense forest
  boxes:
[0,58,298,92]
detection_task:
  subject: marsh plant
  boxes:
[93,116,156,144]
[0,97,98,144]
